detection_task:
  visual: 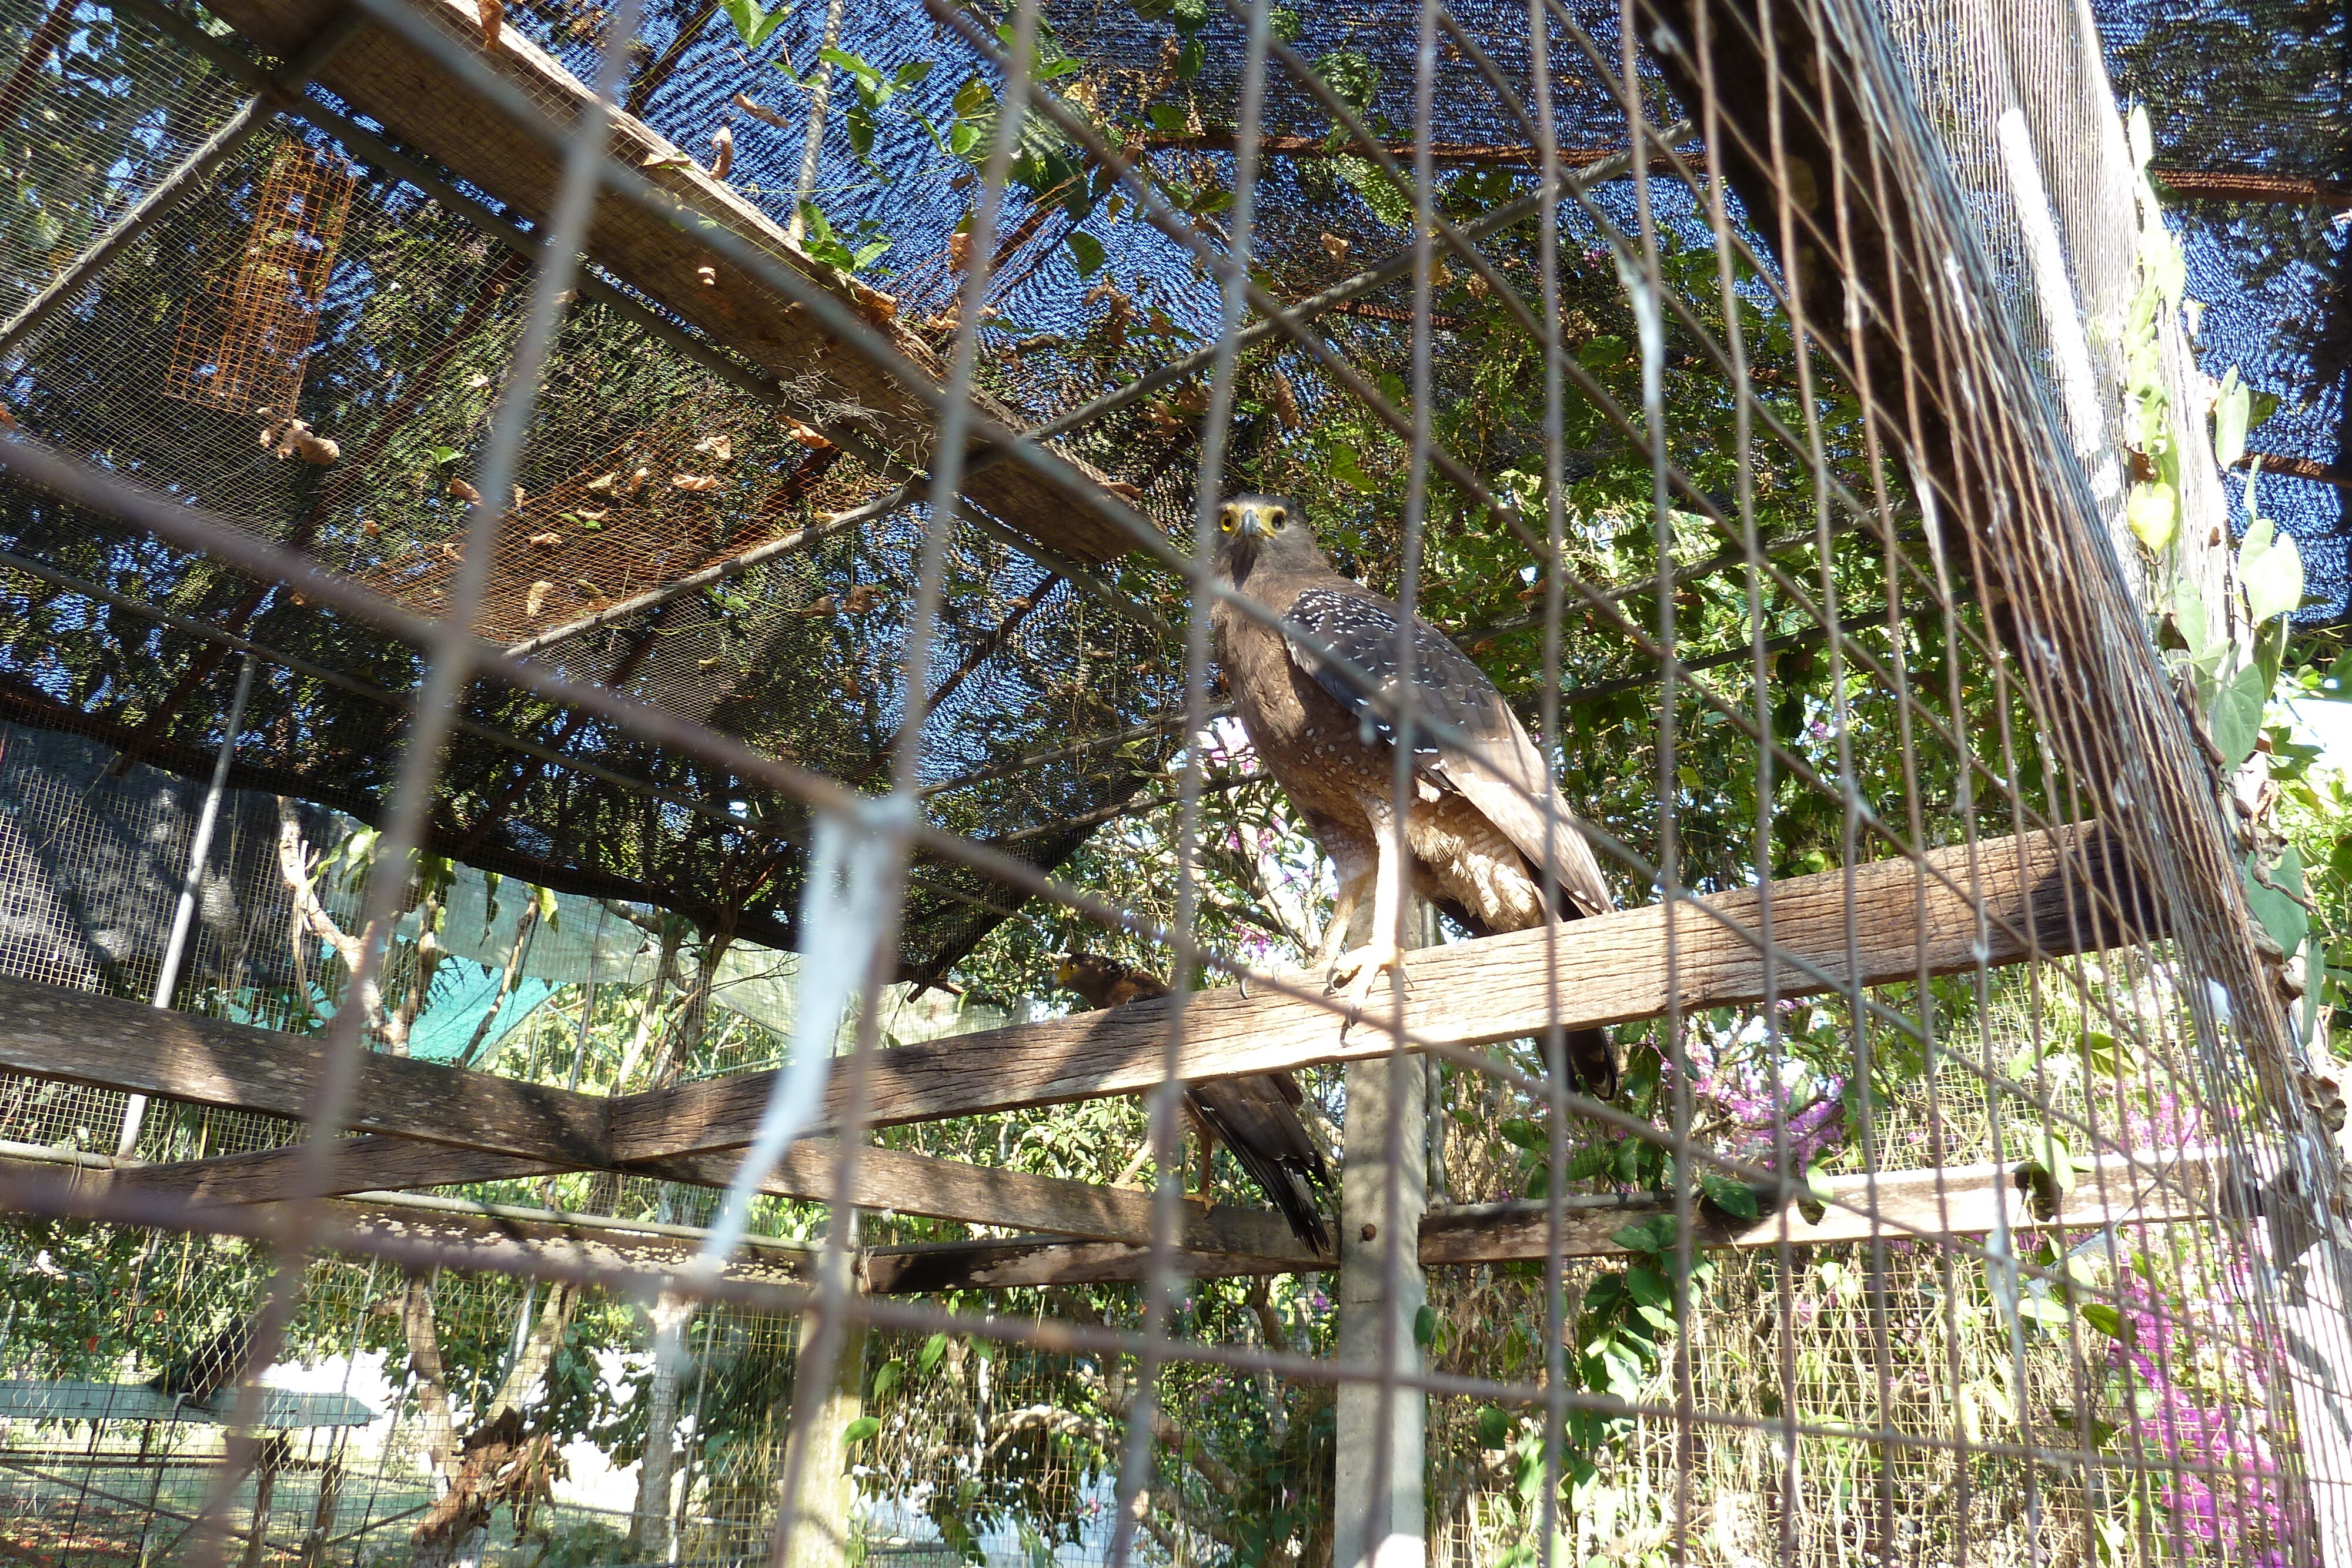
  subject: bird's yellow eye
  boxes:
[1268,507,1287,530]
[1218,506,1237,532]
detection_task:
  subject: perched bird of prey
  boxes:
[1055,954,1334,1252]
[148,1322,255,1407]
[1210,494,1621,1098]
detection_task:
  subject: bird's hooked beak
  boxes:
[1218,499,1289,540]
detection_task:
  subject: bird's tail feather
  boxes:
[1192,1102,1333,1253]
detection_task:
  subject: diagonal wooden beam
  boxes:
[104,1131,1314,1260]
[192,0,1133,564]
[0,994,1312,1255]
[612,822,2153,1161]
[108,1136,572,1203]
[0,977,611,1161]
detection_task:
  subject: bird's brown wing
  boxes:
[1186,1074,1332,1252]
[1279,586,1612,917]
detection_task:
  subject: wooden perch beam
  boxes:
[613,822,2151,1160]
[196,0,1131,564]
[861,1146,2218,1291]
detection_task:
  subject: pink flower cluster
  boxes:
[2109,1274,2296,1564]
[1672,1030,1847,1169]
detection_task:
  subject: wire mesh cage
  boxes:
[0,0,2347,1563]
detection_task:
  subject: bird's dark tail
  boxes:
[1187,1088,1334,1253]
[1561,1028,1620,1103]
[1226,1137,1333,1255]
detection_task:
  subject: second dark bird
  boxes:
[1055,953,1334,1253]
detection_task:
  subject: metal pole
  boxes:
[0,7,363,365]
[1332,898,1436,1568]
[116,654,258,1160]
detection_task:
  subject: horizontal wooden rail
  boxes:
[612,823,2151,1161]
[863,1146,2219,1291]
[0,1141,2219,1294]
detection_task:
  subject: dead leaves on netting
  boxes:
[257,408,340,465]
[524,579,553,617]
[709,123,734,182]
[477,0,501,51]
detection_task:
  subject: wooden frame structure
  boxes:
[0,821,2177,1291]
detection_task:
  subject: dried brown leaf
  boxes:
[693,433,733,462]
[671,473,721,492]
[477,0,501,50]
[730,93,793,130]
[449,477,483,504]
[524,579,553,617]
[709,123,734,181]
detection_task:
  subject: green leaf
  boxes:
[2213,365,2249,470]
[841,1415,880,1446]
[1498,1117,1546,1151]
[918,1332,948,1375]
[1624,1263,1672,1309]
[2126,480,2177,555]
[1328,442,1373,493]
[2080,1031,2140,1081]
[1699,1172,1760,1220]
[720,0,790,51]
[817,46,884,95]
[1065,229,1105,279]
[1175,36,1203,79]
[1147,102,1187,133]
[2244,845,2310,955]
[1611,1213,1676,1255]
[2240,512,2305,624]
[2079,1303,2125,1340]
[1473,1405,1514,1449]
[871,1358,903,1400]
[2210,658,2268,767]
[1412,1304,1441,1349]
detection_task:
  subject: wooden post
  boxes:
[779,1236,868,1568]
[1334,900,1437,1568]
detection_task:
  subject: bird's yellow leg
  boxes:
[1327,825,1409,1019]
[1311,864,1374,971]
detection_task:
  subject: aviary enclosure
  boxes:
[0,0,2345,1562]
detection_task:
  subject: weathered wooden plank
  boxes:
[0,977,610,1161]
[614,823,2150,1161]
[198,0,1131,564]
[4,1007,1311,1254]
[861,1147,2216,1291]
[109,1136,573,1203]
[1416,1149,2211,1265]
[642,1142,1315,1262]
[864,1237,1299,1293]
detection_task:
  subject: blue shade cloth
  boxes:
[400,961,557,1064]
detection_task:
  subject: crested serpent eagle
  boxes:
[1209,494,1621,1098]
[1055,953,1334,1251]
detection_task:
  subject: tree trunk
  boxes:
[779,1259,867,1568]
[630,1290,700,1560]
[400,1275,460,1486]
